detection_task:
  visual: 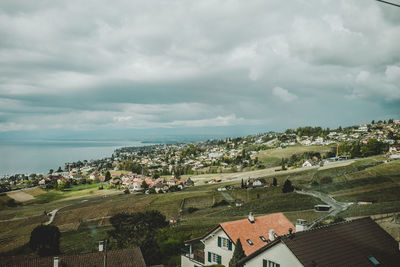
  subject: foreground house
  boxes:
[181,213,294,267]
[237,217,400,267]
[1,247,146,267]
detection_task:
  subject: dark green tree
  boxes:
[108,210,168,265]
[105,171,111,182]
[281,158,287,170]
[29,225,61,256]
[229,238,245,267]
[141,180,149,190]
[282,179,294,193]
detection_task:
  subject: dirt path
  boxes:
[221,192,234,202]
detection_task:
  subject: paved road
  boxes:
[191,159,355,185]
[296,189,354,227]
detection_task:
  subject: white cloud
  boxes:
[385,65,400,82]
[0,0,399,134]
[356,71,370,83]
[272,87,298,102]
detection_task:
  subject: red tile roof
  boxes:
[220,213,295,255]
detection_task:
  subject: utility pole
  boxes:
[103,239,108,267]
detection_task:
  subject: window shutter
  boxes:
[208,252,211,263]
[263,259,268,267]
[217,255,222,264]
[228,240,232,250]
[218,236,221,247]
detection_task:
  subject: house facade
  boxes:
[181,213,295,267]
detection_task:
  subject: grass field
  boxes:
[307,159,400,217]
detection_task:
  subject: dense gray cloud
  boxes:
[0,0,399,136]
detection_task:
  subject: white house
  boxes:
[181,213,294,267]
[302,160,312,168]
[237,217,400,267]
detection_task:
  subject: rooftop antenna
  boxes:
[376,0,400,7]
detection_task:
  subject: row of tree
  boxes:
[338,138,389,158]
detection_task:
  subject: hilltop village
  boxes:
[1,119,400,194]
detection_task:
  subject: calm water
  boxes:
[0,140,149,176]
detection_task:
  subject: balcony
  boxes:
[181,247,205,265]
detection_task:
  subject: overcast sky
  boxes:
[0,0,399,139]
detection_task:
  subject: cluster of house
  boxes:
[181,213,400,267]
[108,172,195,193]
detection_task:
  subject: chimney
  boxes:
[99,241,104,252]
[248,212,255,223]
[53,257,59,267]
[269,229,276,241]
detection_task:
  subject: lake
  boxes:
[0,140,151,176]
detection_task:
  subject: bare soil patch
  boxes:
[6,191,34,202]
[22,187,46,197]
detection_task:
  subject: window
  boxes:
[260,236,267,242]
[263,259,280,267]
[208,252,221,264]
[246,239,254,245]
[218,236,232,250]
[368,256,380,265]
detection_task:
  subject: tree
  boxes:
[141,180,149,190]
[58,181,70,190]
[281,158,287,170]
[272,177,278,187]
[229,238,245,267]
[282,179,294,193]
[108,211,168,265]
[29,225,61,256]
[105,171,111,182]
[56,167,63,173]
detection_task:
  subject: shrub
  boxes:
[320,177,333,184]
[212,200,229,208]
[187,207,199,214]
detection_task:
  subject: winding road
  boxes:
[45,208,60,225]
[295,189,354,227]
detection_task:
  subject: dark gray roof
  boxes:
[1,247,146,267]
[238,217,400,267]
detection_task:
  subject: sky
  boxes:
[0,0,400,140]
